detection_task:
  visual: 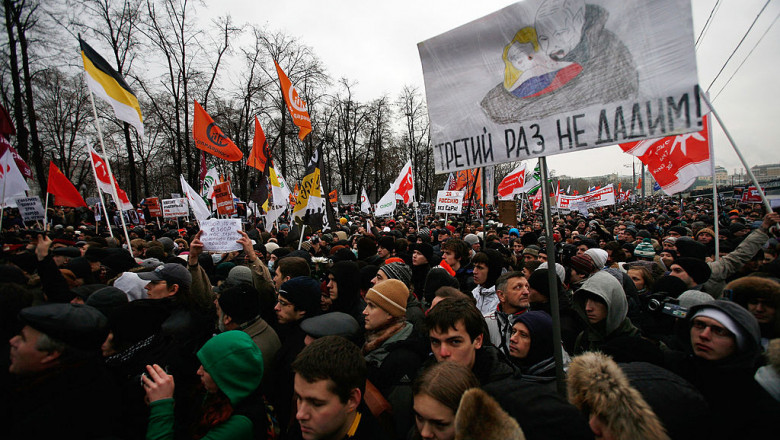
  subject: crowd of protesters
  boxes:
[1,194,779,440]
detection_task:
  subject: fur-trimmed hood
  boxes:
[455,388,525,440]
[567,352,669,440]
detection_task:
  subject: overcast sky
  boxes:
[215,0,780,179]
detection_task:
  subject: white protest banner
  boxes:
[374,188,397,217]
[14,196,45,221]
[435,190,465,214]
[161,198,189,218]
[556,193,582,210]
[199,218,242,252]
[340,194,357,204]
[581,184,616,208]
[419,0,701,173]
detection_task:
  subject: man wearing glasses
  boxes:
[665,301,778,439]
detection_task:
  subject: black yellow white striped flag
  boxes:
[79,37,143,136]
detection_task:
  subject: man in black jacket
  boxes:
[7,303,120,439]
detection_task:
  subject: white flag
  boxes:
[392,160,415,204]
[201,167,220,199]
[270,166,291,207]
[0,151,29,205]
[374,186,397,217]
[180,175,211,223]
[360,188,371,214]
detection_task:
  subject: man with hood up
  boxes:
[471,249,505,316]
[572,271,640,355]
[663,300,780,439]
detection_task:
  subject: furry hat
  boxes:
[455,388,525,440]
[567,352,669,440]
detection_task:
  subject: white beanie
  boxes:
[692,307,746,349]
[584,248,608,269]
[537,262,565,285]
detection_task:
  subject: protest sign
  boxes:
[341,194,357,204]
[557,185,616,210]
[435,190,465,214]
[419,0,700,173]
[14,196,45,221]
[213,182,235,216]
[199,218,242,252]
[162,198,189,218]
[742,186,764,204]
[146,197,162,217]
[498,200,517,226]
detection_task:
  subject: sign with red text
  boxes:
[435,190,465,214]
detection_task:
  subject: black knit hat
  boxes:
[279,276,322,318]
[414,242,434,263]
[218,284,260,323]
[378,236,395,252]
[674,257,712,285]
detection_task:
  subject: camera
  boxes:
[647,294,688,319]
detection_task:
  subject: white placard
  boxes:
[161,198,189,218]
[419,0,700,173]
[14,196,45,221]
[199,218,242,252]
[435,190,465,214]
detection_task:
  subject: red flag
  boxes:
[532,189,542,210]
[47,162,86,207]
[393,161,415,204]
[274,61,312,140]
[0,103,16,137]
[247,116,271,172]
[192,101,243,161]
[621,115,711,195]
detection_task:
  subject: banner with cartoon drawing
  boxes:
[418,0,700,174]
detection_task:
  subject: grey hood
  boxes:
[574,271,627,334]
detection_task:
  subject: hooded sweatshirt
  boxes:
[663,301,779,440]
[472,249,505,315]
[147,331,265,440]
[573,271,640,354]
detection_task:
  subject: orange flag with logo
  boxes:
[192,101,243,162]
[247,116,270,172]
[274,61,312,141]
[329,189,338,204]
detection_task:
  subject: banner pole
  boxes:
[707,115,720,262]
[0,169,7,231]
[538,156,566,397]
[298,224,306,250]
[87,89,133,256]
[699,91,773,214]
[43,192,49,231]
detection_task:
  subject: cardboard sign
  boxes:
[435,190,465,214]
[162,198,189,218]
[14,196,45,221]
[498,200,517,226]
[419,0,700,173]
[146,197,162,217]
[213,182,235,216]
[200,218,242,252]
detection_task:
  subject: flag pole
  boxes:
[0,168,7,231]
[707,115,720,262]
[699,91,773,214]
[538,156,566,397]
[86,146,115,238]
[87,89,133,256]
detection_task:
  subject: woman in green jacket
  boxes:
[143,330,271,439]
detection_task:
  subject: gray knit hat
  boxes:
[379,262,412,288]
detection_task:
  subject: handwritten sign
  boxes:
[435,190,465,214]
[162,198,189,218]
[200,218,242,252]
[14,196,45,221]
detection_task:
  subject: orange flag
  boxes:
[47,162,87,207]
[274,61,312,140]
[329,189,338,204]
[247,116,270,171]
[192,101,243,162]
